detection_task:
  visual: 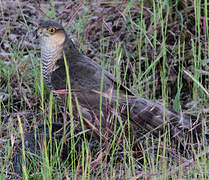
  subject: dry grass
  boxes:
[0,0,209,179]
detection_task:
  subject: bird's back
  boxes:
[39,20,201,140]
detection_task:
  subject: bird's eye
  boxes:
[48,27,56,34]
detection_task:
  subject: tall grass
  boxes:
[0,0,208,179]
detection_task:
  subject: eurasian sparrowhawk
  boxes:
[37,20,200,138]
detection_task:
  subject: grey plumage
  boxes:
[38,20,201,141]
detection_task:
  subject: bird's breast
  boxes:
[40,40,63,90]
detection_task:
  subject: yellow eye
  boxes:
[48,27,56,34]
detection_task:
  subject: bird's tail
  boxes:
[118,95,202,141]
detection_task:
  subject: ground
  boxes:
[0,0,209,179]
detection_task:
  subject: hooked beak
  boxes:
[37,28,49,38]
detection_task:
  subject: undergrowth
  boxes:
[0,0,208,179]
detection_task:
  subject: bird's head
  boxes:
[37,20,68,76]
[38,20,66,49]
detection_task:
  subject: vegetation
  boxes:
[0,0,208,179]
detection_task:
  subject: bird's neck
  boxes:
[40,37,80,89]
[40,39,63,89]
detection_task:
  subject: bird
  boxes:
[37,20,200,141]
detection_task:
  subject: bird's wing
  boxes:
[84,56,135,96]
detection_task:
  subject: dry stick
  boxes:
[103,20,114,35]
[68,1,84,26]
[0,20,10,48]
[100,1,128,6]
[165,147,209,178]
[7,172,22,180]
[89,143,111,174]
[38,6,51,19]
[84,6,116,40]
[58,2,73,14]
[131,172,160,180]
[82,116,108,142]
[76,141,111,178]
